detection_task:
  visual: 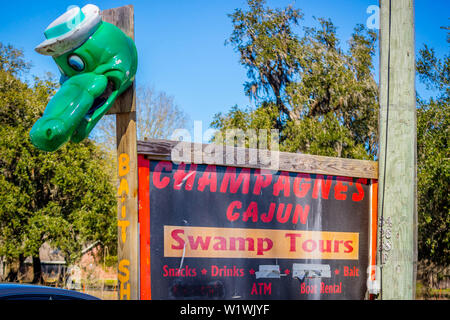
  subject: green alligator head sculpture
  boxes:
[30,4,137,151]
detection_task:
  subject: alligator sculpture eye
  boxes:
[31,4,138,152]
[68,54,85,71]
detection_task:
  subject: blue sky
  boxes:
[0,0,448,138]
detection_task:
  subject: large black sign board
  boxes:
[145,160,372,300]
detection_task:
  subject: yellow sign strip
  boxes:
[164,225,359,260]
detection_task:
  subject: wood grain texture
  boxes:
[102,5,136,115]
[103,5,139,300]
[137,139,378,179]
[378,0,417,300]
[101,5,134,39]
[116,110,139,300]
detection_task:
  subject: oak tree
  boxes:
[0,43,117,283]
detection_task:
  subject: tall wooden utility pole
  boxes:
[378,0,417,299]
[102,5,139,300]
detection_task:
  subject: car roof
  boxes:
[0,283,100,300]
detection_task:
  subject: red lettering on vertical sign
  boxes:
[253,169,273,194]
[226,200,242,222]
[171,229,185,250]
[188,235,212,250]
[334,176,353,200]
[302,239,317,252]
[251,282,272,295]
[260,203,276,223]
[352,178,367,201]
[198,165,217,192]
[273,172,290,197]
[286,233,302,252]
[276,203,292,223]
[312,175,334,199]
[293,173,311,198]
[220,167,251,194]
[291,204,310,224]
[257,238,273,255]
[319,240,333,252]
[243,202,258,222]
[153,161,172,189]
[344,240,354,253]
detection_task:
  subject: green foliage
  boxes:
[215,0,378,159]
[0,43,117,266]
[416,30,449,267]
[417,98,449,266]
[283,112,370,159]
[103,254,118,268]
[0,43,31,76]
[226,0,303,111]
[211,102,279,148]
[216,0,448,272]
[211,102,279,133]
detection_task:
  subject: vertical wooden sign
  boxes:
[102,5,139,300]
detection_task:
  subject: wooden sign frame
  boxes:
[137,138,379,300]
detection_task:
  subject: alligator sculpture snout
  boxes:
[30,4,137,152]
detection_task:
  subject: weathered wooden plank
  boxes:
[378,0,417,300]
[138,139,378,179]
[101,5,134,38]
[116,107,138,302]
[102,5,136,115]
[103,5,139,300]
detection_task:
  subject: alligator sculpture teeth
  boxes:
[30,4,138,152]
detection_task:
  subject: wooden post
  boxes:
[101,5,139,300]
[378,0,417,299]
